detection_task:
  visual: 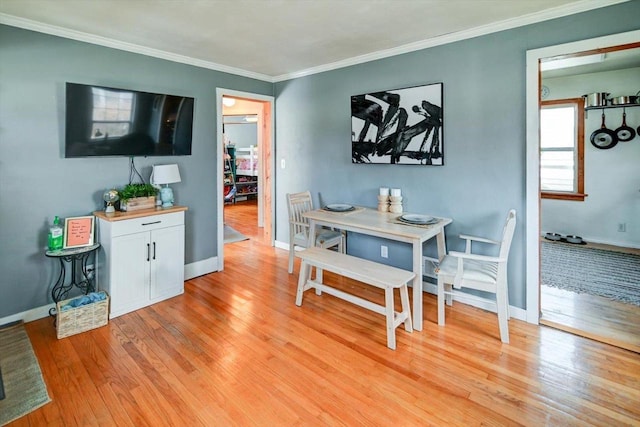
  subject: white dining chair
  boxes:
[436,209,516,343]
[286,191,345,274]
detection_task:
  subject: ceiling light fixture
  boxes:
[222,97,236,107]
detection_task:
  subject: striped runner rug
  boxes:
[0,321,51,424]
[541,241,640,306]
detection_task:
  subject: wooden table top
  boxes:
[304,207,452,241]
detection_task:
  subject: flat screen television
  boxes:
[65,82,194,157]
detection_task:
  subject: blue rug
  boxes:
[224,225,249,244]
[542,241,640,306]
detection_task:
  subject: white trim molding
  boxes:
[185,257,219,280]
[216,89,276,271]
[0,13,273,82]
[0,258,220,325]
[1,1,628,83]
[525,29,640,325]
[272,0,629,81]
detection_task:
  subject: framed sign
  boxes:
[63,216,95,249]
[351,82,443,165]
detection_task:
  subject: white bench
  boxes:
[296,247,415,350]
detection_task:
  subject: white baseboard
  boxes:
[1,278,526,327]
[422,281,526,321]
[1,258,220,326]
[272,244,527,321]
[0,304,55,326]
[541,232,640,249]
[184,256,218,280]
[274,240,289,251]
[584,237,640,250]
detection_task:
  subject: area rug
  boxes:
[0,321,51,425]
[224,224,249,244]
[541,241,640,306]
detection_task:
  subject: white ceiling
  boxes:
[0,0,630,82]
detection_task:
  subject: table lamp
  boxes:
[151,164,181,208]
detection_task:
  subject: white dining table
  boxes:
[303,207,452,331]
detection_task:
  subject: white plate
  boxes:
[399,214,437,225]
[324,204,355,212]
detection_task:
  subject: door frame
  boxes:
[216,88,275,270]
[524,29,640,324]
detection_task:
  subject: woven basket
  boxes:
[56,291,109,339]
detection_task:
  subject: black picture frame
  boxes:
[351,83,443,165]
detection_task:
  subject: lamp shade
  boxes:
[151,164,181,185]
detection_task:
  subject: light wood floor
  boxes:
[540,241,640,353]
[15,201,640,426]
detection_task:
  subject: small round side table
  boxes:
[45,243,100,316]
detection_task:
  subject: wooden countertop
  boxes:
[93,205,188,222]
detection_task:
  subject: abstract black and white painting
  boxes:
[351,83,443,165]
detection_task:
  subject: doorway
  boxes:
[525,30,640,352]
[216,89,274,270]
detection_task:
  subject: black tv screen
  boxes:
[65,82,194,157]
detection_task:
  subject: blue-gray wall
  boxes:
[274,2,640,310]
[0,24,272,318]
[1,2,638,319]
[225,122,258,149]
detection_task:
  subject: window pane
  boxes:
[541,151,574,192]
[540,107,575,149]
[89,88,134,140]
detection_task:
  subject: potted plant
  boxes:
[118,183,159,211]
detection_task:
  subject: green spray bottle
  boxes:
[48,216,64,251]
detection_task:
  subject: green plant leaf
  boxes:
[118,183,158,201]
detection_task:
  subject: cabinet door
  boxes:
[149,225,185,300]
[111,232,151,316]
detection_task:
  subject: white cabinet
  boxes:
[95,208,186,318]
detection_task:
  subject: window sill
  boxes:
[541,191,587,201]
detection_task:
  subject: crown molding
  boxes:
[0,13,275,83]
[1,0,630,84]
[272,0,630,82]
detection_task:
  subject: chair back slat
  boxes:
[287,191,313,237]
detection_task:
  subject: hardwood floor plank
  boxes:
[9,201,639,426]
[540,246,640,353]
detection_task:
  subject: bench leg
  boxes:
[296,260,311,306]
[384,288,397,350]
[315,266,323,296]
[399,284,412,332]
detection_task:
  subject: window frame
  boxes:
[540,97,586,201]
[90,88,135,141]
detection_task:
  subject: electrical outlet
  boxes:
[617,223,626,232]
[380,245,388,258]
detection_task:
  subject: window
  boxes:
[90,88,134,140]
[540,98,585,201]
